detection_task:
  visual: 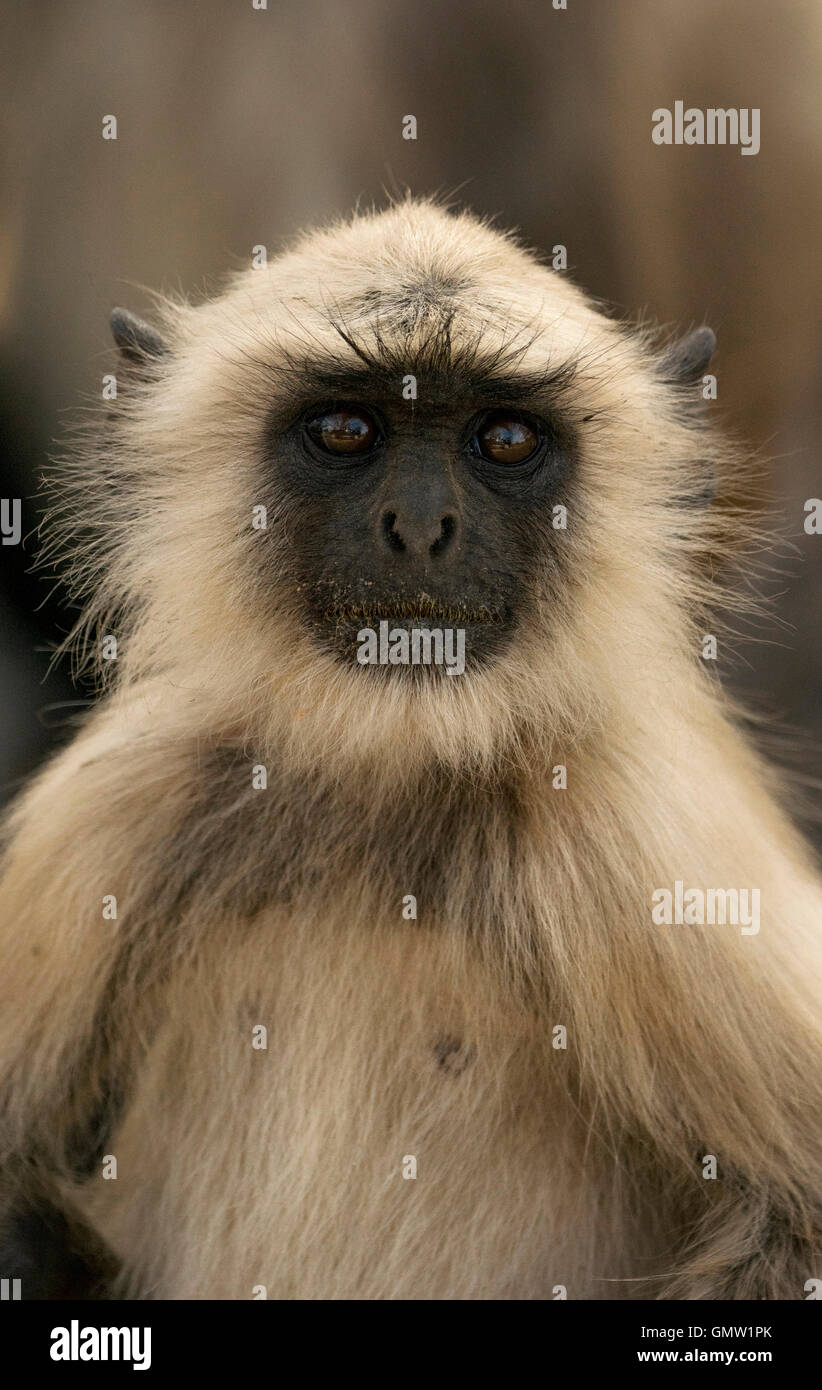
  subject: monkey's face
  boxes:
[266,381,576,677]
[91,201,720,774]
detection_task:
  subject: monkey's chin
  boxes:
[275,621,524,786]
[314,616,511,680]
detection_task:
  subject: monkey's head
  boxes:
[56,199,732,781]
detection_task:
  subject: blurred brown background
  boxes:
[2,0,822,811]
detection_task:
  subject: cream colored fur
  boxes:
[1,200,820,1298]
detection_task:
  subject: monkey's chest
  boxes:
[80,911,626,1299]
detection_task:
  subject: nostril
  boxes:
[382,511,406,553]
[430,514,457,556]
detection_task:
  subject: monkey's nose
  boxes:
[380,509,459,559]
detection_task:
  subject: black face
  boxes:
[264,378,576,677]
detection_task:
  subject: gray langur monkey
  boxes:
[0,199,820,1300]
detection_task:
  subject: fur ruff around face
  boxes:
[1,200,820,1299]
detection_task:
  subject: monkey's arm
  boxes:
[555,719,822,1302]
[638,860,821,1297]
[0,696,187,1296]
[652,890,822,1300]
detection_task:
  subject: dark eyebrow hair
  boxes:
[271,362,574,406]
[259,314,579,418]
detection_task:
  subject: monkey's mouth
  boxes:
[309,593,511,677]
[322,597,505,627]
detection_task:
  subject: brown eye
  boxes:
[473,411,539,465]
[306,406,380,456]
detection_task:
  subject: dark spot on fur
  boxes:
[434,1037,476,1075]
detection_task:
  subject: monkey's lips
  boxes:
[311,595,510,676]
[323,598,505,627]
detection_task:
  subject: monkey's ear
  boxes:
[658,326,716,384]
[110,307,168,364]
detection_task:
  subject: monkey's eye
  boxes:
[305,406,381,457]
[472,410,540,465]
